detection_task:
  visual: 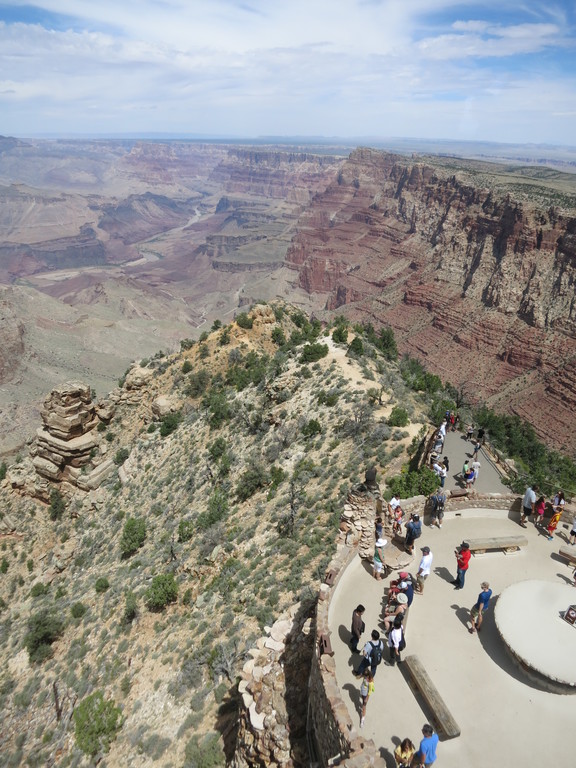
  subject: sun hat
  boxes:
[397,593,408,604]
[375,538,387,547]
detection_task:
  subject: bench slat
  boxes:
[403,654,460,739]
[559,545,576,565]
[464,536,528,552]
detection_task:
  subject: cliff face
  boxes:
[286,148,576,452]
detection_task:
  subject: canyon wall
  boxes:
[285,148,576,453]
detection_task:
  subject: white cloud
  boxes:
[0,1,574,143]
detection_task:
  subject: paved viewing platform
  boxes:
[327,429,576,767]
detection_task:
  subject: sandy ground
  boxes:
[329,508,576,767]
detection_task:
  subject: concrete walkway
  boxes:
[437,429,509,495]
[328,431,576,767]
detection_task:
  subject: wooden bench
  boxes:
[559,545,576,567]
[403,654,460,739]
[463,535,528,555]
[319,633,334,657]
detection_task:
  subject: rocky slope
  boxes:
[0,303,422,767]
[285,148,576,452]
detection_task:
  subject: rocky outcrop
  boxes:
[285,148,576,452]
[29,382,116,492]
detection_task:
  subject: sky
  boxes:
[0,0,575,144]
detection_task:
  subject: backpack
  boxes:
[370,640,383,666]
[399,630,406,652]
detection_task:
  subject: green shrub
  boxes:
[271,327,286,346]
[182,360,193,374]
[235,312,253,330]
[299,343,328,363]
[30,583,48,598]
[208,437,228,461]
[160,411,182,437]
[302,419,322,438]
[184,732,225,768]
[113,448,130,466]
[71,602,87,619]
[180,338,195,351]
[388,406,409,427]
[0,557,8,574]
[332,326,348,344]
[197,489,229,530]
[48,488,66,521]
[122,591,138,625]
[120,517,147,557]
[236,464,268,502]
[219,328,231,346]
[347,337,364,357]
[73,690,122,756]
[386,466,438,498]
[186,369,211,397]
[178,519,195,543]
[24,610,65,663]
[0,462,6,481]
[145,574,178,611]
[95,577,110,594]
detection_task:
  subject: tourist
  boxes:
[416,546,433,594]
[388,495,401,520]
[552,490,565,514]
[465,466,475,489]
[471,458,481,484]
[546,508,562,541]
[414,724,439,766]
[374,516,383,541]
[534,496,546,528]
[449,411,456,432]
[452,541,471,590]
[442,455,450,473]
[520,484,538,527]
[461,459,470,486]
[569,514,576,546]
[359,669,374,728]
[373,538,387,580]
[386,615,405,666]
[466,423,474,441]
[354,629,384,677]
[432,460,447,488]
[469,582,492,633]
[438,420,447,438]
[472,440,481,460]
[349,604,365,653]
[428,489,446,529]
[398,573,414,606]
[392,505,405,537]
[383,592,408,632]
[404,513,422,555]
[394,737,415,768]
[477,427,485,444]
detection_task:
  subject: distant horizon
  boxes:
[8,132,576,152]
[1,2,574,144]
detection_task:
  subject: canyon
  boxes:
[1,137,576,453]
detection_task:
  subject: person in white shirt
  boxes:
[416,546,433,594]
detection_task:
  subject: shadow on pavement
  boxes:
[341,682,361,718]
[476,598,549,692]
[433,565,454,584]
[449,603,471,629]
[378,746,397,768]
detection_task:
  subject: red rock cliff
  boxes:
[285,148,576,452]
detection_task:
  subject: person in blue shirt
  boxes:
[469,581,493,633]
[414,723,439,766]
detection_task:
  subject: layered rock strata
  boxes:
[29,382,115,492]
[285,148,576,452]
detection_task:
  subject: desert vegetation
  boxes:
[0,301,574,766]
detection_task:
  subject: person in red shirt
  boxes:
[452,542,471,590]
